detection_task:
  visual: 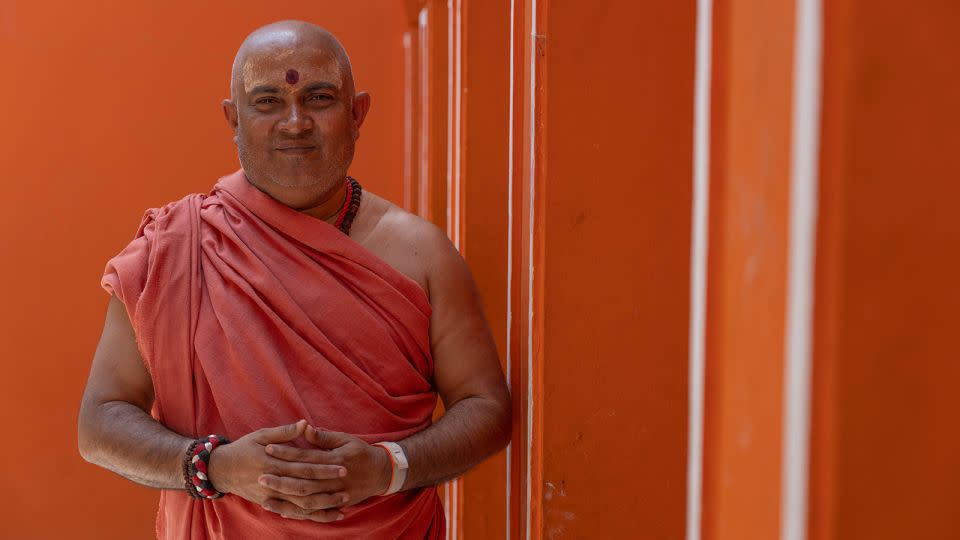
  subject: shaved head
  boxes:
[222,19,371,210]
[230,20,355,102]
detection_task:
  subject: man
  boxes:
[78,20,511,539]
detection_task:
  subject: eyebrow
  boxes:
[302,82,339,93]
[247,81,340,97]
[248,85,281,95]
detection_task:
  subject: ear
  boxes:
[351,92,371,140]
[222,99,239,142]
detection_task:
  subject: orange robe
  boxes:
[101,169,444,539]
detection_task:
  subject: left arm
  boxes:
[394,226,513,489]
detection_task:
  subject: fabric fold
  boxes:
[101,169,443,539]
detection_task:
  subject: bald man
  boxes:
[78,20,511,539]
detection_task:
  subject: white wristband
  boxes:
[373,441,408,495]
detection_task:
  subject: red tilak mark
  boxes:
[285,69,300,84]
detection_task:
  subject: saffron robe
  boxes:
[101,169,444,539]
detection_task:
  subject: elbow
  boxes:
[76,403,103,464]
[77,416,96,463]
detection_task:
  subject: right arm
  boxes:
[77,295,347,521]
[77,294,190,489]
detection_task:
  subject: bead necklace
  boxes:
[333,176,363,235]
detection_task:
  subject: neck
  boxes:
[241,171,349,224]
[298,179,348,224]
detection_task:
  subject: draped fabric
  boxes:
[101,169,444,539]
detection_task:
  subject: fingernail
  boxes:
[342,494,350,504]
[265,445,274,454]
[338,467,347,477]
[337,514,344,521]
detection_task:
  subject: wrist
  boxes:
[373,444,393,496]
[200,439,232,496]
[373,441,409,495]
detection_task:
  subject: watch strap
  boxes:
[373,441,408,495]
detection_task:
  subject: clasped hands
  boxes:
[207,419,393,523]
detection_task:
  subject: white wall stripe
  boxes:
[780,0,823,538]
[446,0,455,242]
[686,0,714,538]
[418,8,430,217]
[505,0,516,537]
[402,32,413,211]
[445,4,462,537]
[454,0,463,250]
[451,479,458,539]
[525,1,537,539]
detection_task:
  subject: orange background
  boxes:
[4,0,959,539]
[701,0,794,538]
[810,1,960,539]
[0,2,407,538]
[539,2,693,538]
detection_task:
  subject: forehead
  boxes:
[240,44,344,93]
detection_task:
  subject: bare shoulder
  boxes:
[356,192,461,298]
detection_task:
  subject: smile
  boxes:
[275,146,316,155]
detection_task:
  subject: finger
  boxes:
[266,489,350,511]
[265,444,342,466]
[306,425,353,450]
[266,457,347,480]
[258,474,345,496]
[263,498,344,522]
[253,419,307,444]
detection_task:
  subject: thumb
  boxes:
[253,419,307,444]
[306,426,352,449]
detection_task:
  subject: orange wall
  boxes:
[457,2,512,539]
[540,2,695,537]
[810,1,960,539]
[701,0,795,538]
[0,2,406,537]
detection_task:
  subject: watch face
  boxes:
[392,449,408,469]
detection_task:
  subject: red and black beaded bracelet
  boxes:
[182,434,230,499]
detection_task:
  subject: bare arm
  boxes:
[397,225,512,489]
[78,295,348,521]
[77,294,192,489]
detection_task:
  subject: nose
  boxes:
[277,103,314,135]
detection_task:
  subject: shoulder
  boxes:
[358,192,465,298]
[139,191,207,223]
[364,192,458,261]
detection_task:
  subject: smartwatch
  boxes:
[373,441,409,495]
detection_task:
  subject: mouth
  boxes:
[275,145,317,155]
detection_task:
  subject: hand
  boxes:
[258,426,393,520]
[206,419,349,522]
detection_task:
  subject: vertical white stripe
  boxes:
[781,0,822,538]
[445,482,452,538]
[686,0,713,539]
[454,0,463,249]
[525,1,537,539]
[505,0,516,537]
[418,8,430,218]
[451,479,459,539]
[446,0,454,240]
[403,32,413,211]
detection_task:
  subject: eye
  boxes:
[256,97,279,105]
[309,94,334,101]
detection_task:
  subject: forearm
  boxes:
[397,395,511,490]
[78,399,191,490]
